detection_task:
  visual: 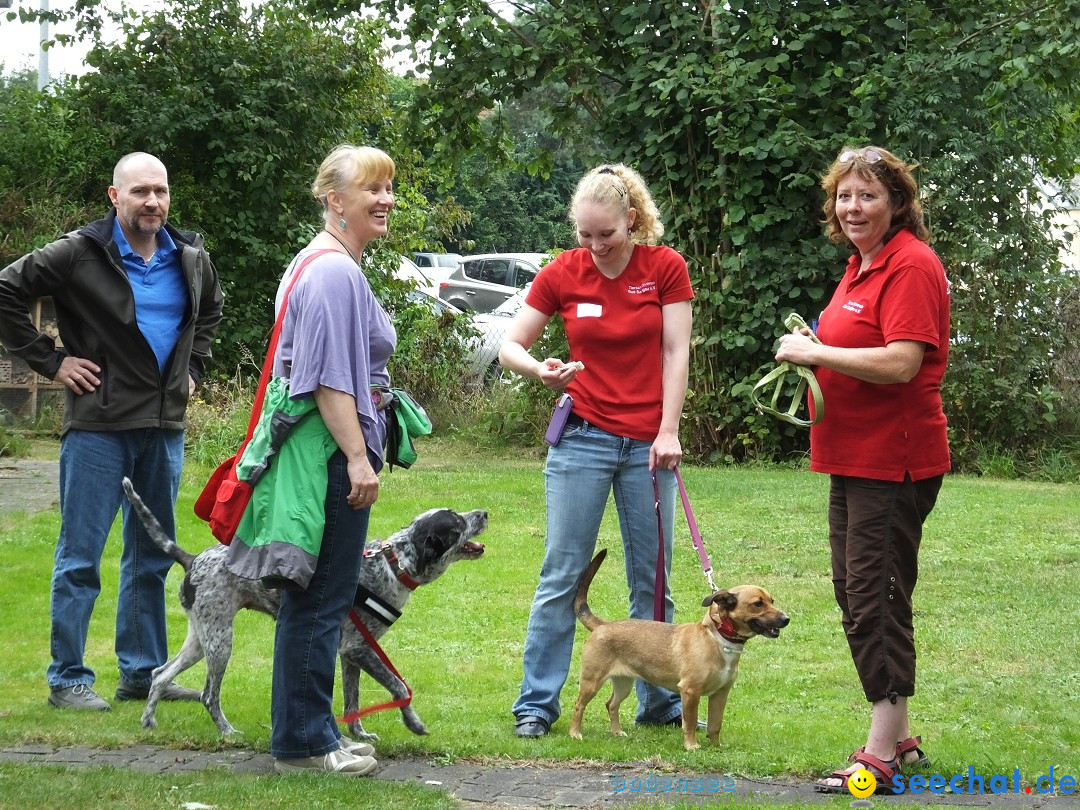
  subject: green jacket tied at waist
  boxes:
[225,376,336,590]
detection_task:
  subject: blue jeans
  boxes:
[48,428,184,690]
[271,450,369,758]
[512,420,682,726]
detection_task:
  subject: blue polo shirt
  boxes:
[113,218,188,373]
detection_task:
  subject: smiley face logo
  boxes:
[848,767,878,798]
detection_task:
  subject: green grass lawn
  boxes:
[1,436,1078,806]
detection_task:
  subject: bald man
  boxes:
[0,152,224,710]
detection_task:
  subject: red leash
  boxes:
[337,544,418,725]
[674,467,718,592]
[650,471,668,623]
[650,467,718,622]
[337,609,413,724]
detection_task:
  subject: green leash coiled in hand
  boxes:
[751,313,824,428]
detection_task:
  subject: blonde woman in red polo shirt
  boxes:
[776,146,950,794]
[499,164,694,739]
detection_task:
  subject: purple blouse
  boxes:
[273,248,396,466]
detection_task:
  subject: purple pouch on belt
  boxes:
[544,393,574,446]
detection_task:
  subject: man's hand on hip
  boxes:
[56,356,101,395]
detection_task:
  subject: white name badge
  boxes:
[577,303,602,318]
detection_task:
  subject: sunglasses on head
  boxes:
[839,148,883,164]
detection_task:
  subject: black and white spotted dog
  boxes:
[121,478,486,740]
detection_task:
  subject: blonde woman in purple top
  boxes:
[269,145,397,777]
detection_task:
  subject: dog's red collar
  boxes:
[714,616,745,645]
[381,544,420,590]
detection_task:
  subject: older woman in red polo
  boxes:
[776,145,950,794]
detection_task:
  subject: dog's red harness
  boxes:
[337,544,420,725]
[378,543,421,590]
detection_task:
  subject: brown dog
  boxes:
[568,548,789,750]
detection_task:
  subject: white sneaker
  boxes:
[273,748,378,776]
[338,736,376,757]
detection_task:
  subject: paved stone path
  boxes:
[0,457,60,515]
[3,743,1078,808]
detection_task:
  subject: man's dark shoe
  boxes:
[514,715,550,738]
[638,714,707,729]
[115,680,202,702]
[48,684,111,711]
[666,714,707,730]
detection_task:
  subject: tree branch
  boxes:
[954,1,1053,50]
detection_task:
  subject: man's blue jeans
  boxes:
[512,419,682,727]
[270,450,369,759]
[48,428,184,690]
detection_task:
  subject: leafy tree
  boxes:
[442,86,607,254]
[4,0,471,389]
[0,70,105,262]
[382,79,588,256]
[64,0,399,370]
[330,0,1080,464]
[447,139,577,254]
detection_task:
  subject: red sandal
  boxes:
[897,735,930,770]
[848,735,931,772]
[815,751,899,794]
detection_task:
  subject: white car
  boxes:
[394,254,440,294]
[362,252,439,295]
[413,252,461,286]
[404,286,517,383]
[467,290,529,382]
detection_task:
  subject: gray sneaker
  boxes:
[48,684,111,711]
[338,736,376,757]
[274,748,378,776]
[115,680,202,702]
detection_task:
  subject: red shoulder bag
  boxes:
[193,249,334,544]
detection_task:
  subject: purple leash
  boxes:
[651,467,718,622]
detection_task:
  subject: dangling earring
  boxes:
[338,216,347,230]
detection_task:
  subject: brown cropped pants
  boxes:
[827,474,943,703]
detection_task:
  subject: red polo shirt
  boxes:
[810,229,951,482]
[526,245,693,441]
